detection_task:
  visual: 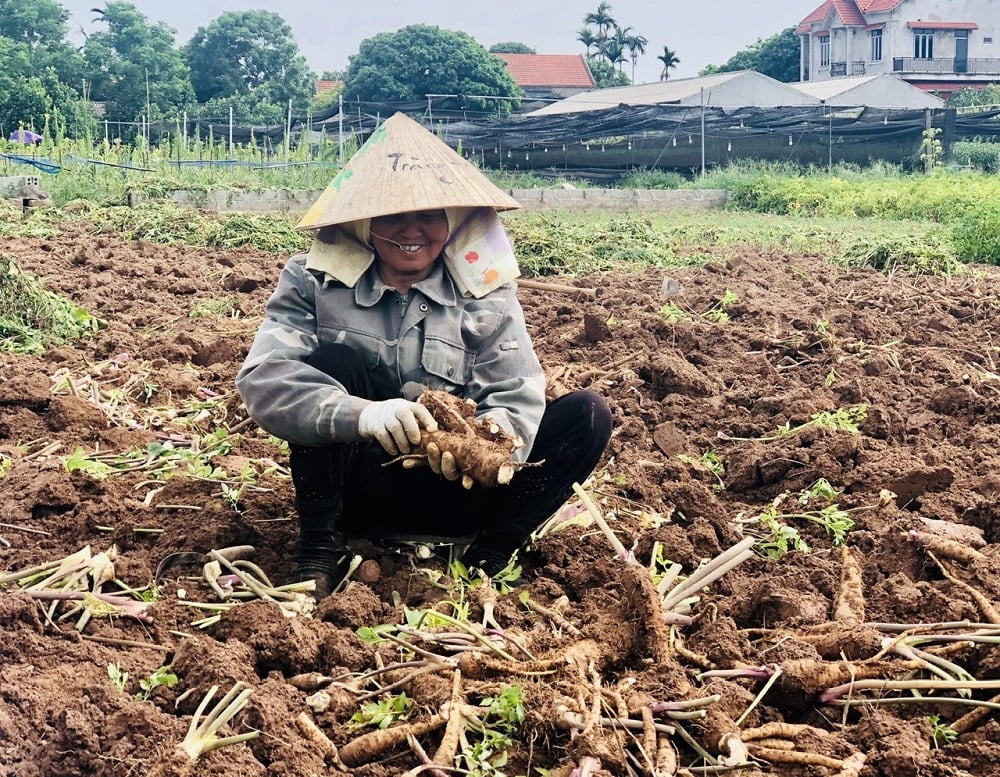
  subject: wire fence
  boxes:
[6,96,1000,181]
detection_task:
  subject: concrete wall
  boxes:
[163,187,731,213]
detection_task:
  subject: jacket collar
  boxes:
[354,260,458,308]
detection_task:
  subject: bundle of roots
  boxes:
[405,389,526,487]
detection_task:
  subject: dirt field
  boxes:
[2,215,1000,777]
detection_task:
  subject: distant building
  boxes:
[797,0,1000,98]
[495,53,596,110]
[314,80,343,95]
[790,72,944,107]
[527,71,820,116]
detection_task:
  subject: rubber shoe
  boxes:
[293,544,348,601]
[293,567,336,601]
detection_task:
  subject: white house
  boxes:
[797,0,1000,97]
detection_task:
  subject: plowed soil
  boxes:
[3,213,1000,777]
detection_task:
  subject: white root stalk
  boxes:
[179,682,259,760]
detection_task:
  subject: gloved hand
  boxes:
[426,442,474,490]
[358,399,437,455]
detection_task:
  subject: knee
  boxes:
[574,389,613,441]
[547,389,613,445]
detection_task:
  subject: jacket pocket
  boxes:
[421,336,473,387]
[317,326,383,369]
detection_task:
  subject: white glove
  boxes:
[358,399,437,455]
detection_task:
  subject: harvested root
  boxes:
[832,545,865,625]
[745,744,851,770]
[951,691,1000,734]
[431,670,465,769]
[294,712,344,767]
[908,530,986,566]
[742,721,829,742]
[398,389,527,487]
[927,552,1000,624]
[338,714,447,768]
[777,657,896,697]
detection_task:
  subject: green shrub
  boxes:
[0,256,103,353]
[618,168,685,189]
[952,140,1000,173]
[951,205,1000,264]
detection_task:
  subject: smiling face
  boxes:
[369,209,450,292]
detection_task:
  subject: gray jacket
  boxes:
[236,255,546,461]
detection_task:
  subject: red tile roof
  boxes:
[858,0,905,11]
[797,1,832,34]
[798,0,904,33]
[496,54,596,89]
[832,0,865,26]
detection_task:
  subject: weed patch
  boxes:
[0,256,102,353]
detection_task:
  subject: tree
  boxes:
[343,25,520,117]
[576,27,598,58]
[619,26,648,83]
[0,36,90,139]
[83,2,194,126]
[599,36,626,74]
[584,2,616,44]
[657,46,680,81]
[946,84,1000,108]
[489,42,535,54]
[0,0,68,50]
[579,4,649,85]
[700,27,800,82]
[183,10,314,113]
[0,0,83,91]
[587,58,629,89]
[0,0,88,138]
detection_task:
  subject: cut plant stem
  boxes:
[660,535,756,612]
[180,681,259,760]
[735,665,785,726]
[572,481,633,562]
[821,678,1000,705]
[26,590,153,623]
[0,521,51,536]
[556,706,675,736]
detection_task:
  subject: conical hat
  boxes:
[297,112,521,231]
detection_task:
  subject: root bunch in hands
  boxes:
[409,389,526,487]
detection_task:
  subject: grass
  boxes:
[6,158,1000,302]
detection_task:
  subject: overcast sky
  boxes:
[61,0,813,85]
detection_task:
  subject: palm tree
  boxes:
[601,37,626,73]
[622,29,648,83]
[584,2,616,62]
[576,27,598,59]
[658,46,680,81]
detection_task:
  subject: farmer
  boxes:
[236,112,612,598]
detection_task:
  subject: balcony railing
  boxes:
[828,61,867,77]
[893,57,1000,75]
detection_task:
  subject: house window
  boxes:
[914,30,934,59]
[985,36,994,44]
[820,35,830,67]
[871,29,883,61]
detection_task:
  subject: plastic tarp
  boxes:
[8,130,42,144]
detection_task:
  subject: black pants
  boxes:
[289,344,613,546]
